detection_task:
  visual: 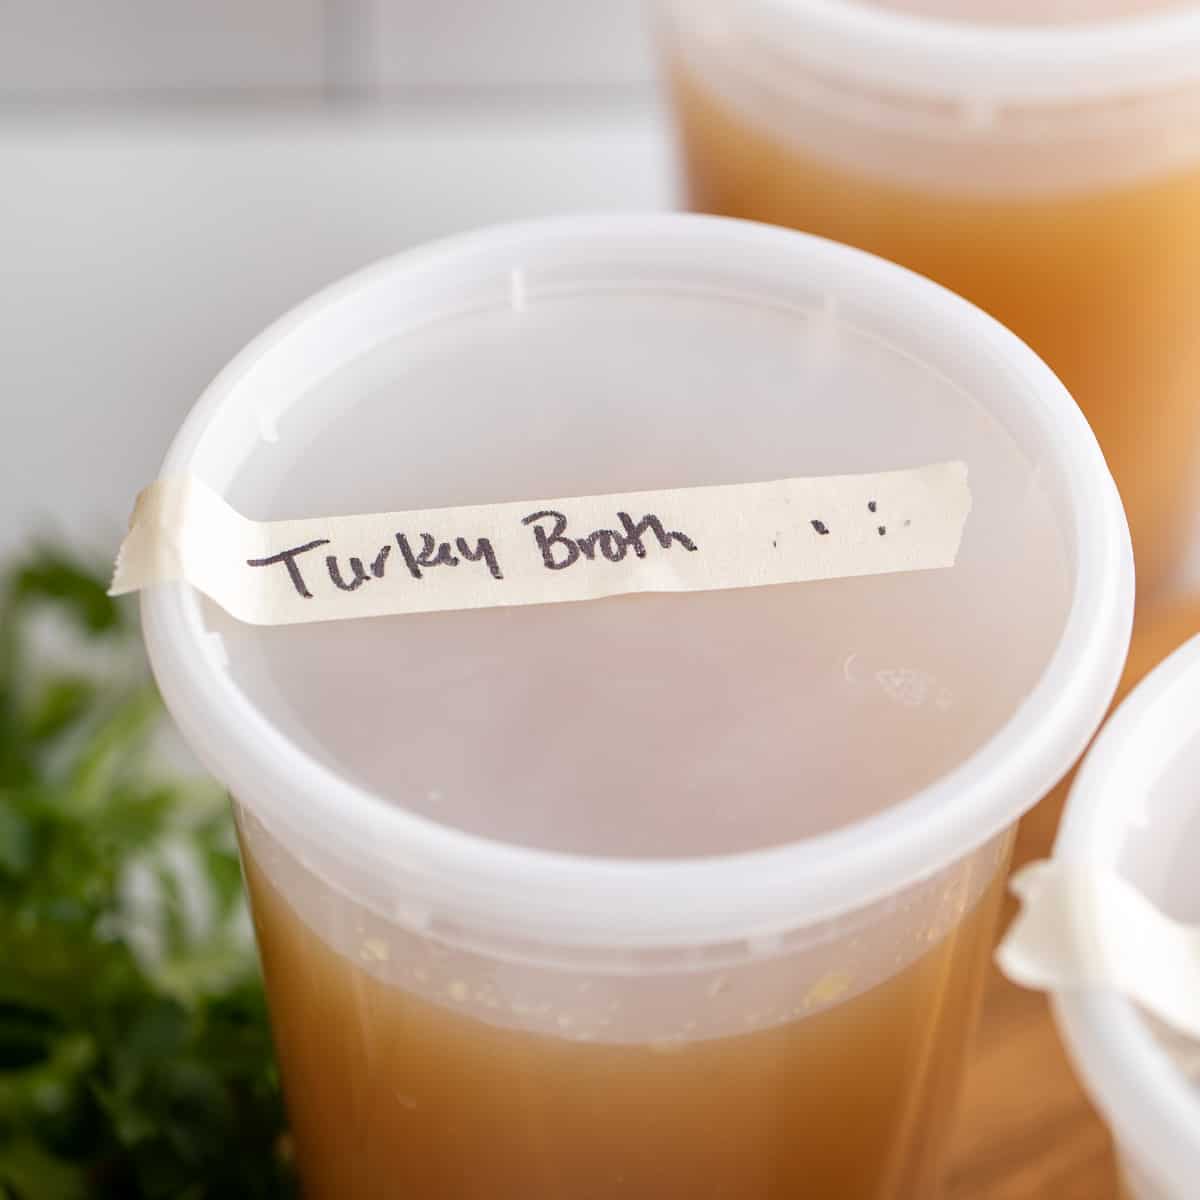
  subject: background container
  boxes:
[656,0,1200,598]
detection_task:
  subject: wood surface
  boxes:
[945,966,1118,1200]
[943,597,1200,1198]
[943,803,1121,1199]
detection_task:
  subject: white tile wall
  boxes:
[363,0,653,90]
[0,103,673,558]
[0,3,664,556]
[0,1,653,97]
[0,0,327,93]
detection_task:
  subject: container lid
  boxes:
[140,214,1132,949]
[1054,633,1200,1187]
[727,0,1200,104]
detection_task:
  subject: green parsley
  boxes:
[0,548,294,1199]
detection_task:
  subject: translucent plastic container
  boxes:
[140,215,1132,1199]
[655,0,1200,598]
[1052,633,1200,1200]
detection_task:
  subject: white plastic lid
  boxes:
[1054,634,1200,1193]
[726,1,1200,104]
[141,214,1132,950]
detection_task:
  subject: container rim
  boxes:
[141,213,1133,950]
[1054,634,1200,1187]
[739,1,1200,104]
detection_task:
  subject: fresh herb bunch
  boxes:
[0,549,294,1199]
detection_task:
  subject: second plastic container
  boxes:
[657,0,1200,597]
[1051,633,1200,1200]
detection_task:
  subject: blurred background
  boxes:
[1,0,667,560]
[7,1,1200,587]
[4,5,1200,1200]
[1,11,674,1197]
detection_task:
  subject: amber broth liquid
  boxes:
[246,847,1005,1200]
[667,67,1200,595]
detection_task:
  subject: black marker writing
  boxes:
[246,538,330,599]
[327,543,396,591]
[455,537,503,580]
[396,533,458,579]
[616,511,698,557]
[371,545,391,577]
[869,500,886,536]
[523,509,698,572]
[249,530,502,599]
[393,532,501,581]
[523,511,577,570]
[327,554,371,592]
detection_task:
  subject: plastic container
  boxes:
[655,0,1200,599]
[1052,632,1200,1200]
[140,214,1132,1199]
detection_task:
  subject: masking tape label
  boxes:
[110,462,971,626]
[998,861,1200,1041]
